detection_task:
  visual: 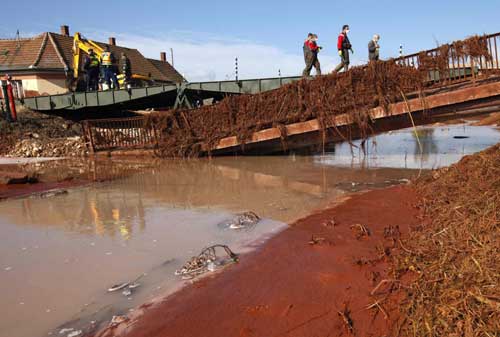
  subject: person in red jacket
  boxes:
[302,34,322,77]
[334,25,354,72]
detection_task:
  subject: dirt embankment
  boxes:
[0,108,87,157]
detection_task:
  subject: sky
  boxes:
[2,0,499,81]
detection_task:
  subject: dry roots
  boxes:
[395,144,500,336]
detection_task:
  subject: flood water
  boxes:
[1,123,499,337]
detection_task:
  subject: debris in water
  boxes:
[175,244,239,279]
[453,135,470,139]
[108,274,145,293]
[39,190,68,198]
[4,266,12,271]
[217,211,260,231]
[109,315,128,327]
[108,283,129,292]
[67,330,82,337]
[58,328,74,334]
[128,282,140,289]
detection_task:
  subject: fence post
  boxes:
[82,121,95,154]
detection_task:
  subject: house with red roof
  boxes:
[0,25,185,98]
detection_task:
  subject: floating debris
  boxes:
[39,190,68,198]
[109,315,127,327]
[67,330,82,337]
[217,211,260,231]
[59,328,74,335]
[175,245,239,280]
[453,135,470,139]
[107,273,144,296]
[108,283,128,292]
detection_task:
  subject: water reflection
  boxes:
[319,124,500,169]
[413,128,439,163]
[1,156,419,240]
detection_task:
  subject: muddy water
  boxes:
[0,124,499,337]
[318,124,500,169]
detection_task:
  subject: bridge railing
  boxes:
[82,116,158,153]
[397,32,500,85]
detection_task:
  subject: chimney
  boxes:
[160,52,166,62]
[60,25,69,36]
[109,37,116,46]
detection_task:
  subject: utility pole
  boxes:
[170,48,174,67]
[235,57,239,82]
[399,44,403,57]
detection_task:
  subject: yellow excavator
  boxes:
[72,32,152,91]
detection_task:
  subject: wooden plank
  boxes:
[211,81,500,151]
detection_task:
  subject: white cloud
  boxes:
[88,31,346,82]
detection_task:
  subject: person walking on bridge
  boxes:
[101,46,119,90]
[302,34,322,77]
[334,25,353,73]
[368,34,381,61]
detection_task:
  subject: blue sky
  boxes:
[2,0,499,81]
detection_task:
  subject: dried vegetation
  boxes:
[395,144,500,336]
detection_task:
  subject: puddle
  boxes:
[317,124,500,169]
[0,123,498,337]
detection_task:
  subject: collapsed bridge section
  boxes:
[80,32,500,156]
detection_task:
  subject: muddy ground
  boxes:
[0,108,86,157]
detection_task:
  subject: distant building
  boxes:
[0,25,185,98]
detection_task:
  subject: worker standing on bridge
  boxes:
[101,46,119,90]
[368,34,381,61]
[302,34,322,77]
[120,52,132,90]
[83,48,100,91]
[333,25,353,73]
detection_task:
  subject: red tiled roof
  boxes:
[148,58,185,83]
[0,31,184,83]
[0,33,66,70]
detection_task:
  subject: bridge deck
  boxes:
[19,76,302,112]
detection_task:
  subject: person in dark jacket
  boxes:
[334,25,353,72]
[120,52,132,88]
[368,34,381,61]
[303,33,313,64]
[83,48,100,91]
[302,34,322,77]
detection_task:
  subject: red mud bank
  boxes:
[96,186,420,337]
